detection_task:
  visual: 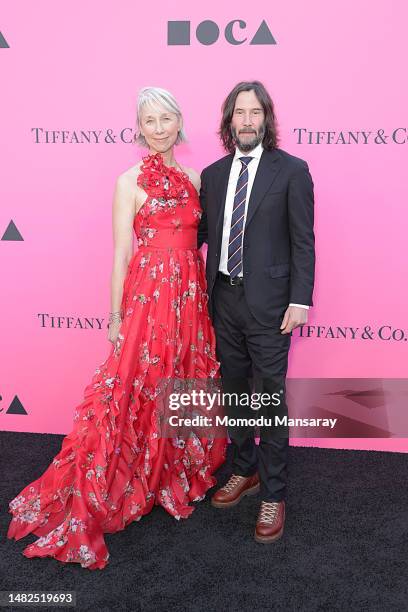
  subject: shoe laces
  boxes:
[258,501,280,524]
[221,474,246,493]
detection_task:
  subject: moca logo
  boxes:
[167,19,276,46]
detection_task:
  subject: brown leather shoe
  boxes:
[254,500,285,543]
[211,473,260,508]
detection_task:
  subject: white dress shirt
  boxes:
[218,142,309,310]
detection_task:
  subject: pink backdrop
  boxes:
[1,1,407,452]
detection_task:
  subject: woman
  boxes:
[7,86,227,570]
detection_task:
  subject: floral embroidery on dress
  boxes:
[7,151,227,571]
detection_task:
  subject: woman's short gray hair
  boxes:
[134,86,187,147]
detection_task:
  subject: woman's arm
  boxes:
[110,174,136,319]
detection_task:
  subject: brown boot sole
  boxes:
[211,482,260,508]
[254,525,284,544]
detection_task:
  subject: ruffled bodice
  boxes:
[134,153,202,249]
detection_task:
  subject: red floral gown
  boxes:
[7,152,227,570]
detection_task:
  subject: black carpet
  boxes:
[1,431,407,612]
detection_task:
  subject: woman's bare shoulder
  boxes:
[115,161,146,201]
[119,160,144,184]
[181,165,201,193]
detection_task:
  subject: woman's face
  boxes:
[139,103,181,153]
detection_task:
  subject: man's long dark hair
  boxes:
[218,80,279,153]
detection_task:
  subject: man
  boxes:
[198,81,315,543]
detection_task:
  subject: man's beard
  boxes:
[231,124,266,152]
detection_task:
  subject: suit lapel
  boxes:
[214,153,234,244]
[244,148,282,230]
[213,149,282,247]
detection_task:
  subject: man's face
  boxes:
[230,90,265,152]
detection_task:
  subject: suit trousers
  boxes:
[211,275,291,502]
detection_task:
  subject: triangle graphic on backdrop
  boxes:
[7,396,28,415]
[327,387,386,409]
[250,20,276,45]
[2,220,24,241]
[0,32,9,48]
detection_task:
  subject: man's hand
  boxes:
[280,305,308,334]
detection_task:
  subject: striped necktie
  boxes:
[227,156,253,278]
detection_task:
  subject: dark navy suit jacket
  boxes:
[197,147,315,325]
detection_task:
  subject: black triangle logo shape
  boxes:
[2,220,24,241]
[7,396,28,415]
[250,20,277,45]
[0,32,9,48]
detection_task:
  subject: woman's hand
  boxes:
[108,319,122,344]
